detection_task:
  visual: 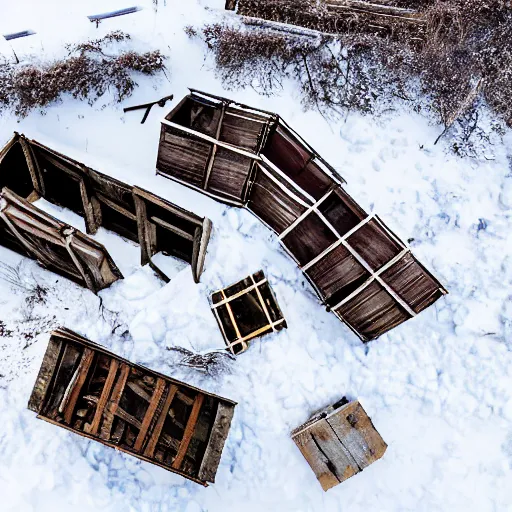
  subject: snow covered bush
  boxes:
[0,31,165,117]
[200,0,512,146]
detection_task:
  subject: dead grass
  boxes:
[199,0,512,151]
[0,31,166,117]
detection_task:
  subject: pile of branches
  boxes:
[200,0,512,147]
[0,31,165,117]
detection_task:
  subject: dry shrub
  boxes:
[0,31,165,117]
[203,23,416,117]
[200,0,512,151]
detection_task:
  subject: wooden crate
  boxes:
[0,187,122,293]
[156,90,447,341]
[0,133,212,283]
[28,328,236,486]
[211,270,287,355]
[292,398,387,491]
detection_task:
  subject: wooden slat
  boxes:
[100,363,130,440]
[84,359,119,435]
[198,402,235,483]
[144,384,179,458]
[27,337,63,413]
[325,400,387,470]
[293,425,343,492]
[172,393,205,469]
[133,378,166,452]
[63,348,95,424]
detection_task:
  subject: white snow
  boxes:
[1,1,512,511]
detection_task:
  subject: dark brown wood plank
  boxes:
[84,359,119,435]
[63,348,95,424]
[172,393,205,469]
[27,337,63,413]
[144,384,179,458]
[133,378,166,452]
[100,363,130,440]
[198,402,235,483]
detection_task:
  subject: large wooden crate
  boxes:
[210,270,287,355]
[292,398,387,491]
[28,328,236,486]
[0,187,122,293]
[0,133,212,283]
[156,90,447,341]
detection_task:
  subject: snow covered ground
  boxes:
[1,1,512,510]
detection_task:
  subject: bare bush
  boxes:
[199,0,512,148]
[0,31,166,117]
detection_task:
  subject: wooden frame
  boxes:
[0,133,212,283]
[156,91,447,341]
[292,398,387,491]
[28,328,237,486]
[210,270,287,355]
[0,187,122,293]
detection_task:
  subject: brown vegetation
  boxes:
[0,32,165,117]
[201,1,512,149]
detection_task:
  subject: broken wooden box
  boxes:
[0,133,211,284]
[28,328,236,485]
[292,398,387,491]
[156,90,447,341]
[211,270,286,355]
[0,187,122,292]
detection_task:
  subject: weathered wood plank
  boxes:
[84,359,119,435]
[62,348,95,424]
[198,402,235,483]
[133,378,166,452]
[99,363,130,440]
[326,400,387,470]
[44,343,82,419]
[27,337,63,413]
[172,393,205,469]
[144,384,179,458]
[293,426,342,492]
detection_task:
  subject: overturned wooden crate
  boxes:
[211,270,287,355]
[0,187,122,292]
[156,90,447,341]
[0,133,211,283]
[28,328,236,485]
[292,398,387,491]
[226,0,427,41]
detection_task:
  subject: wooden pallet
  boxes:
[156,90,447,342]
[28,328,236,485]
[292,398,387,490]
[211,270,287,354]
[0,187,122,293]
[0,133,212,283]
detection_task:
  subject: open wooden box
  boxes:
[0,133,212,285]
[28,328,236,485]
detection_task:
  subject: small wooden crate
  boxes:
[211,270,287,355]
[291,398,387,491]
